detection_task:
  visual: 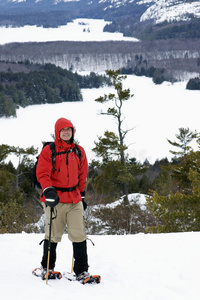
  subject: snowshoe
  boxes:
[81,275,101,284]
[63,271,101,284]
[32,267,62,280]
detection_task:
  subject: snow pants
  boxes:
[42,201,87,243]
[41,201,88,274]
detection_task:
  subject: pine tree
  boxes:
[93,70,146,202]
[0,144,38,232]
[167,127,197,158]
[147,128,200,232]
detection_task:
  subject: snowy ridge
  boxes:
[92,193,147,211]
[4,0,200,25]
[140,0,200,24]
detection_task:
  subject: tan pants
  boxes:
[43,201,87,243]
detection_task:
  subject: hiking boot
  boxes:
[41,268,54,276]
[41,267,62,280]
[32,267,54,278]
[76,271,90,281]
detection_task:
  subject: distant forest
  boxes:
[0,62,111,117]
[0,10,74,28]
[104,16,200,40]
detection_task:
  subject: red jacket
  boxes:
[36,118,88,204]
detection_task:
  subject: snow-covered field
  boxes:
[1,232,199,300]
[0,75,200,166]
[0,18,139,44]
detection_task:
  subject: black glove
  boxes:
[43,187,59,208]
[81,191,87,211]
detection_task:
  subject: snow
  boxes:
[0,231,200,300]
[99,193,147,210]
[0,18,139,45]
[140,0,200,24]
[1,75,200,167]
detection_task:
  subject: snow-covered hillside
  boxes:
[2,0,200,26]
[140,0,200,24]
[1,232,200,300]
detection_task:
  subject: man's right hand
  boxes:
[43,187,59,208]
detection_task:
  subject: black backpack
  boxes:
[34,142,81,189]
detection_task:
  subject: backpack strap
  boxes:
[47,142,81,170]
[74,144,81,161]
[48,142,56,174]
[51,144,79,192]
[55,144,81,166]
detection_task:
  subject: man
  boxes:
[36,117,89,280]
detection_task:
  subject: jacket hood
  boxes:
[55,118,74,145]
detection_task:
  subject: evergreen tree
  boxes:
[0,144,39,233]
[147,128,200,232]
[0,93,16,117]
[186,77,200,90]
[0,63,110,117]
[167,127,198,158]
[93,70,146,202]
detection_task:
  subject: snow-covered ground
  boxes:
[0,18,139,45]
[1,232,199,300]
[0,75,200,166]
